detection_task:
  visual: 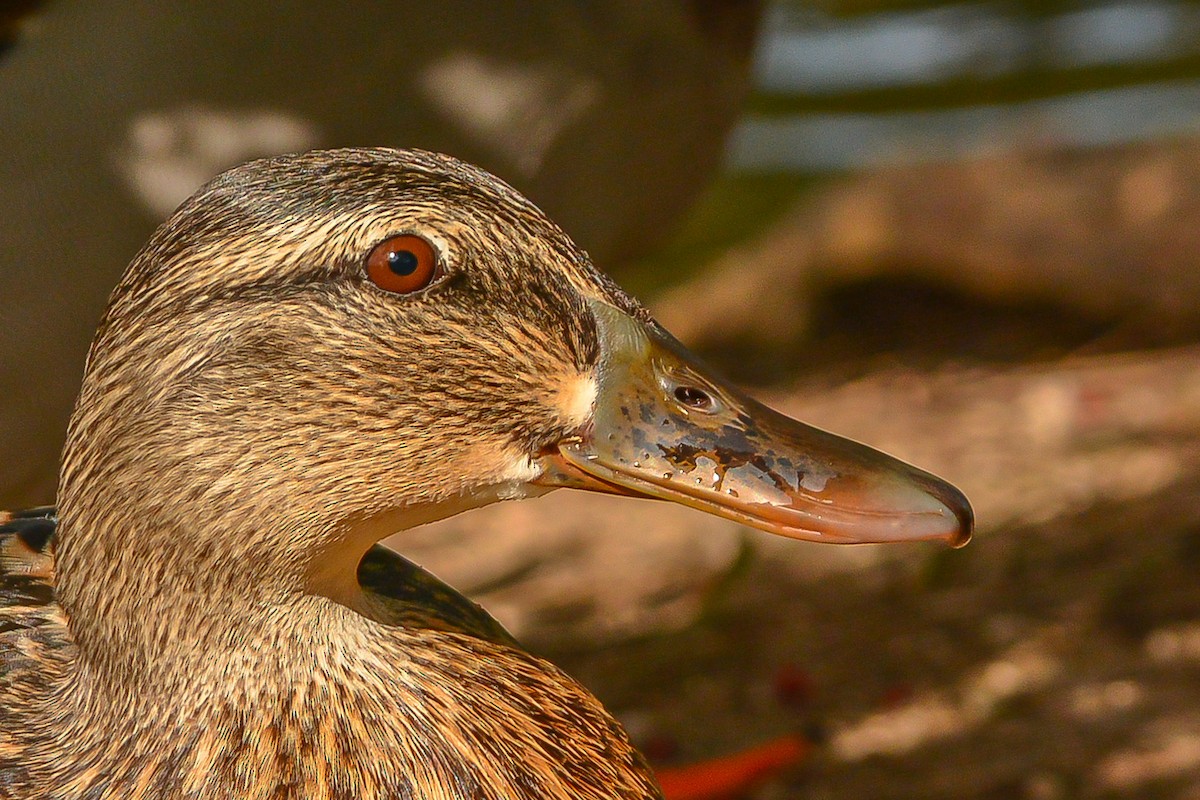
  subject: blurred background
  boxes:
[3,1,1200,797]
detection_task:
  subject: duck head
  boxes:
[57,148,971,637]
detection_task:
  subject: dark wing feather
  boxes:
[358,544,519,647]
[0,506,69,790]
[0,507,59,632]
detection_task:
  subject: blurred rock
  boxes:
[659,138,1200,354]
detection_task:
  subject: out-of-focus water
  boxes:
[731,1,1200,171]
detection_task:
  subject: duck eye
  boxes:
[673,385,715,412]
[366,234,440,294]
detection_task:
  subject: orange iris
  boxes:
[366,234,440,294]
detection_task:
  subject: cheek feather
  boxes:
[554,373,597,431]
[493,452,545,500]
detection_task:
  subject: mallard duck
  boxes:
[0,148,971,799]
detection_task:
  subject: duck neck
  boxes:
[54,508,335,687]
[53,476,533,689]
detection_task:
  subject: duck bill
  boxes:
[534,300,973,547]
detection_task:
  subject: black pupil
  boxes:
[387,249,420,276]
[674,385,712,409]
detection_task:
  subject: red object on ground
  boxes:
[654,734,812,800]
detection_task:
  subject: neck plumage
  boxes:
[52,443,538,690]
[45,510,661,800]
[45,465,660,799]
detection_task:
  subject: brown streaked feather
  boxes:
[0,508,58,626]
[0,511,654,799]
[1,149,666,799]
[0,509,71,791]
[0,508,514,646]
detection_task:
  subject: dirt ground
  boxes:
[547,481,1200,799]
